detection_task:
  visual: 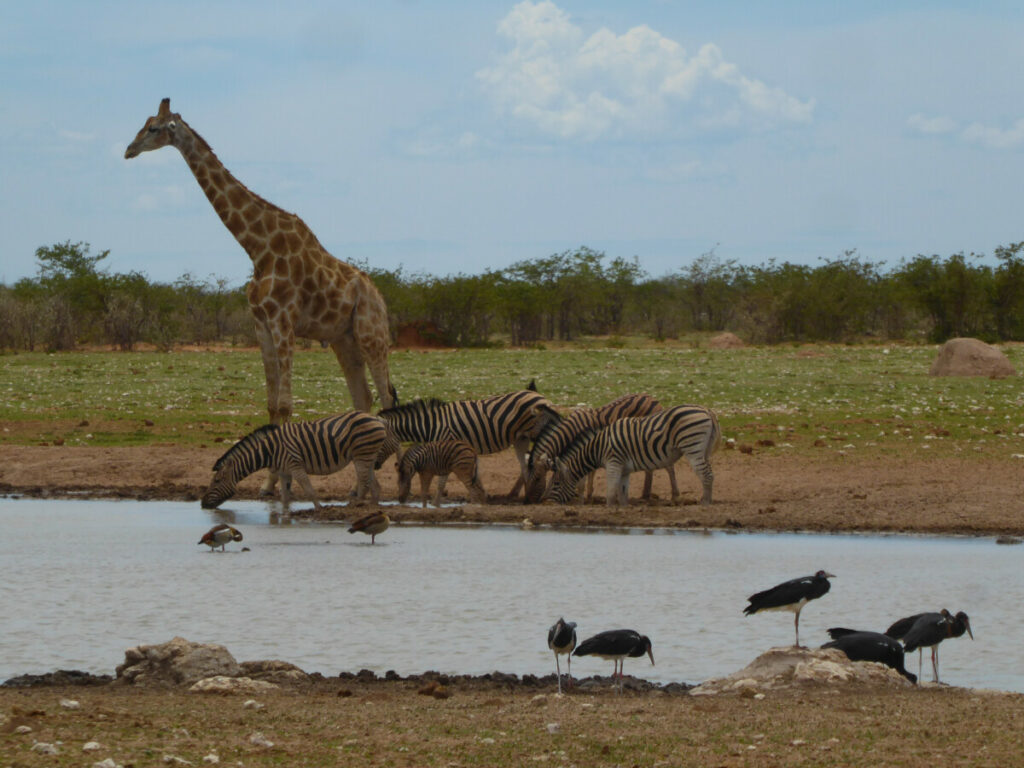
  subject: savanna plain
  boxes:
[2,340,1023,767]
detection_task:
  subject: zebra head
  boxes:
[201,425,278,509]
[395,443,425,504]
[542,456,577,504]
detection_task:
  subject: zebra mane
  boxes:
[377,397,448,418]
[212,423,279,471]
[554,424,601,464]
[528,405,563,471]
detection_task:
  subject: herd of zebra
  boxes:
[199,384,721,512]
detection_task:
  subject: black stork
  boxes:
[198,524,243,552]
[884,609,949,682]
[547,618,577,694]
[823,629,917,683]
[743,570,835,647]
[900,610,973,684]
[347,511,390,544]
[572,629,654,692]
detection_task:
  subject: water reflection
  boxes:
[1,498,1018,692]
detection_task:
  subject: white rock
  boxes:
[243,699,264,710]
[94,759,122,768]
[202,754,220,764]
[32,741,60,754]
[60,698,81,709]
[249,732,275,748]
[14,725,32,734]
[83,741,103,751]
[546,723,561,734]
[189,676,279,694]
[163,755,193,765]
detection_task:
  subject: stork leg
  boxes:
[554,652,562,694]
[566,654,572,690]
[794,607,802,647]
[932,646,940,684]
[917,649,923,682]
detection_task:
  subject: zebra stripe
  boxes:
[201,411,387,510]
[545,404,720,507]
[378,388,553,495]
[397,439,487,508]
[525,393,670,503]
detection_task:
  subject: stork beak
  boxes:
[647,647,655,666]
[825,572,836,578]
[965,618,974,640]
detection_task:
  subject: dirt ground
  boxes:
[2,677,1023,768]
[2,444,1022,535]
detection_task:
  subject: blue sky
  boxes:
[3,1,1024,286]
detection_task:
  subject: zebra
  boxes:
[397,440,487,508]
[525,393,676,502]
[544,404,721,507]
[377,387,554,498]
[201,411,387,510]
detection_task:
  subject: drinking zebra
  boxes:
[397,439,487,508]
[525,393,676,503]
[201,411,387,510]
[544,404,721,507]
[377,387,554,498]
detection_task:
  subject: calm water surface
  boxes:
[2,499,1020,691]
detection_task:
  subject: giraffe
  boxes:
[125,99,398,492]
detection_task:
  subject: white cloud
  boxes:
[907,114,957,135]
[962,119,1024,149]
[477,1,814,140]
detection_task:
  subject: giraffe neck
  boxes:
[172,121,280,272]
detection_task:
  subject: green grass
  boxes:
[1,341,1023,460]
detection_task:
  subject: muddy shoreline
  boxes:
[2,445,1023,536]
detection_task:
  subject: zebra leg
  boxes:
[506,435,531,499]
[666,464,680,504]
[434,474,448,507]
[641,470,654,500]
[290,466,323,510]
[604,460,624,507]
[353,459,379,504]
[584,472,595,503]
[687,456,714,505]
[419,471,434,508]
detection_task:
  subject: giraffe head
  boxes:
[124,98,181,159]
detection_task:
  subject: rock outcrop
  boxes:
[115,637,241,687]
[929,338,1015,378]
[690,646,914,696]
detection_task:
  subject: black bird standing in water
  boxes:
[823,629,918,683]
[743,570,835,647]
[547,618,577,694]
[573,629,654,692]
[884,609,950,682]
[901,610,973,684]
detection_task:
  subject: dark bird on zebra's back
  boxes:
[900,610,973,684]
[572,629,654,692]
[822,630,917,683]
[547,618,577,694]
[348,511,390,544]
[198,524,243,552]
[743,570,835,647]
